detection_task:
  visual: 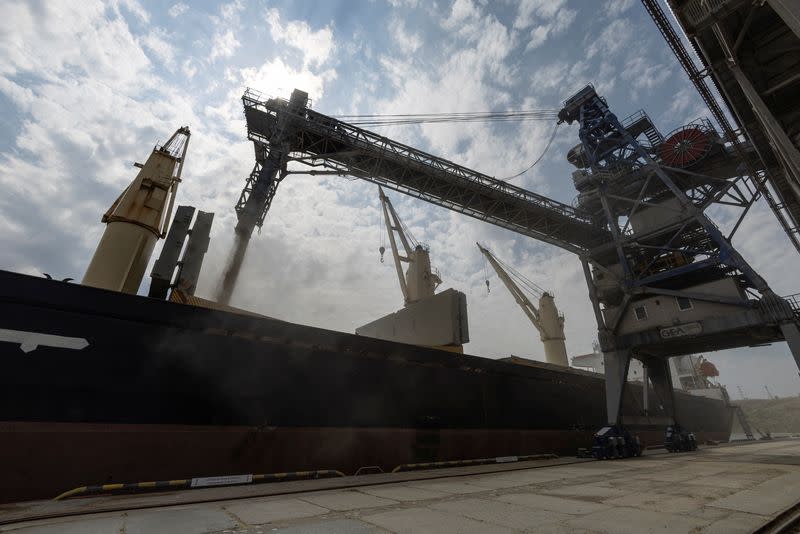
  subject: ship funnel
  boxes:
[82,127,191,294]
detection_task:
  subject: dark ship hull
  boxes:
[0,270,734,503]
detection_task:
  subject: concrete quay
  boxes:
[3,439,800,533]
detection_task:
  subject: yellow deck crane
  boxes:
[355,188,468,352]
[477,243,568,366]
[82,127,190,294]
[378,186,441,305]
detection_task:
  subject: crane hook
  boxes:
[379,245,386,263]
[485,279,490,294]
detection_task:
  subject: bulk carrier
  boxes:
[0,94,737,504]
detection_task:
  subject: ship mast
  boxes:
[477,242,568,367]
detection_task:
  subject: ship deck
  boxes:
[4,438,800,533]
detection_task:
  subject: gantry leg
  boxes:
[644,356,676,426]
[781,322,800,373]
[603,349,631,425]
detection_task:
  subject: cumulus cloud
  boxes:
[390,17,423,55]
[210,29,240,62]
[513,0,567,29]
[168,2,188,18]
[182,58,198,79]
[209,1,244,62]
[524,8,577,50]
[113,0,150,24]
[265,9,334,68]
[621,54,673,99]
[141,28,176,70]
[510,0,577,50]
[603,0,636,17]
[444,0,480,29]
[586,18,630,59]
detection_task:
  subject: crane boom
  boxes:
[380,187,410,302]
[477,243,541,326]
[477,242,568,367]
[379,187,440,305]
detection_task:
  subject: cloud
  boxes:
[387,0,420,7]
[209,1,244,62]
[141,28,175,70]
[168,2,188,18]
[265,9,334,68]
[444,0,480,29]
[112,0,150,24]
[390,17,423,55]
[621,54,673,99]
[508,0,576,50]
[0,3,152,88]
[524,8,577,50]
[182,58,198,79]
[586,18,630,59]
[210,29,240,62]
[239,58,336,105]
[513,0,567,30]
[603,0,636,17]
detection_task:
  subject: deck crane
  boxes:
[477,243,568,367]
[83,126,190,294]
[355,187,466,351]
[379,187,441,306]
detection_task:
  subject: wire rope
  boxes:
[331,110,559,127]
[482,243,549,299]
[499,123,561,182]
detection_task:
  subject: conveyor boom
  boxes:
[241,89,610,253]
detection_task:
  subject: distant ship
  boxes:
[573,346,732,403]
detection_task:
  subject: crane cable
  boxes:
[332,110,560,127]
[482,255,491,294]
[332,110,561,181]
[483,244,549,299]
[499,123,561,182]
[379,201,386,263]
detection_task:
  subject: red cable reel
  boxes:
[658,125,713,167]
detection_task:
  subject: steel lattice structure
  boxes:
[236,88,609,254]
[560,85,800,425]
[233,86,800,430]
[642,0,800,253]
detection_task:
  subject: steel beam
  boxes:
[768,0,800,41]
[603,349,632,425]
[781,322,800,373]
[149,205,195,300]
[176,210,214,296]
[725,64,800,202]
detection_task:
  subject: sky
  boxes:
[1,0,798,399]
